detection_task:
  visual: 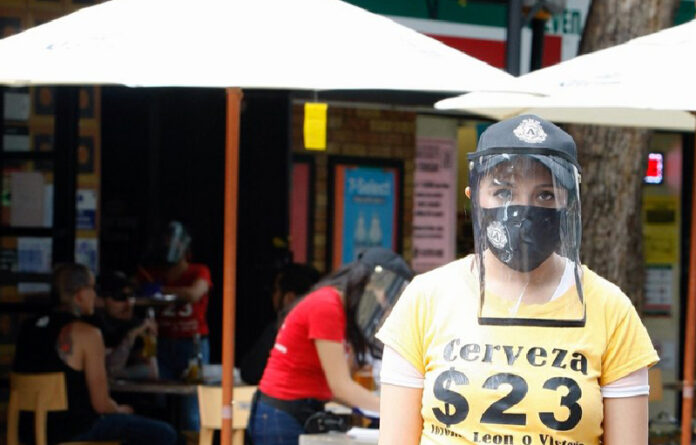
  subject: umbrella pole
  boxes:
[221,87,242,445]
[681,119,696,445]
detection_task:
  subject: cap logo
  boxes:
[486,221,508,249]
[513,118,547,144]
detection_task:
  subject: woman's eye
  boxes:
[538,190,555,201]
[493,189,512,201]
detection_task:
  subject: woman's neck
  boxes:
[482,252,565,304]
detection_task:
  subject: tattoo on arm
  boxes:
[57,325,74,362]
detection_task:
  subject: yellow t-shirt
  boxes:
[376,255,658,445]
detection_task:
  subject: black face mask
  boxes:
[480,205,563,272]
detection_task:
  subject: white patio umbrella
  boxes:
[435,18,696,130]
[436,18,696,445]
[0,1,516,444]
[0,0,515,92]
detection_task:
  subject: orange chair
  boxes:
[7,372,119,445]
[197,385,256,445]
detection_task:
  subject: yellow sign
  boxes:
[303,103,328,150]
[643,195,679,264]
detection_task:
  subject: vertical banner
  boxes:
[290,158,313,263]
[331,159,402,270]
[412,137,457,273]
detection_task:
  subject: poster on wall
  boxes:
[412,137,457,273]
[330,157,402,270]
[644,265,673,316]
[76,188,97,230]
[290,156,314,264]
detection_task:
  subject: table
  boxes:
[299,430,378,445]
[110,378,199,395]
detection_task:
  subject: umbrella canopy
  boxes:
[0,2,519,445]
[0,0,514,92]
[435,18,696,131]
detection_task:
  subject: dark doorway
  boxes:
[101,87,290,363]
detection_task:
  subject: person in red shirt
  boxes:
[138,221,212,431]
[248,247,413,445]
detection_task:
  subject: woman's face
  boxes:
[477,159,567,209]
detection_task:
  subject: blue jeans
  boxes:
[157,336,210,431]
[248,399,305,445]
[72,413,177,445]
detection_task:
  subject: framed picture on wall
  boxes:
[328,156,403,271]
[290,154,315,264]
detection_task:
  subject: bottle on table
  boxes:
[141,307,158,359]
[184,333,203,382]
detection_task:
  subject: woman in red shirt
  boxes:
[138,221,212,431]
[248,247,413,445]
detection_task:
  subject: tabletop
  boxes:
[299,429,378,445]
[110,378,200,395]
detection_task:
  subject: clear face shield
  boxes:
[357,265,411,357]
[469,153,585,327]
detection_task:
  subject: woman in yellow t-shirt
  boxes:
[377,115,658,445]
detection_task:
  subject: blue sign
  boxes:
[341,167,396,265]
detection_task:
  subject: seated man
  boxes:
[98,270,158,380]
[13,263,177,445]
[239,262,320,384]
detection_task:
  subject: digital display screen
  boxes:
[644,152,664,185]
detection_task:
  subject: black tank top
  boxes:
[13,311,99,444]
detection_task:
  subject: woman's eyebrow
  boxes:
[535,183,555,188]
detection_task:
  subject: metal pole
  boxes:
[506,0,523,75]
[53,87,79,264]
[681,117,696,445]
[530,17,546,71]
[221,87,242,445]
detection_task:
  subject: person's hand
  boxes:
[116,404,134,414]
[141,317,158,336]
[130,318,157,340]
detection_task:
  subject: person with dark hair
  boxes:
[137,220,212,431]
[376,115,658,445]
[13,263,176,445]
[97,270,158,380]
[240,263,321,384]
[247,247,414,445]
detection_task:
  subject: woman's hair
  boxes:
[314,261,373,367]
[53,263,92,305]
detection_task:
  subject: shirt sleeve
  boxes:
[601,293,659,386]
[307,293,345,342]
[193,264,213,287]
[375,277,426,375]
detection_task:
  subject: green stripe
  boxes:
[346,0,508,27]
[675,0,695,25]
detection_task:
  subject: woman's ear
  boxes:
[465,186,471,199]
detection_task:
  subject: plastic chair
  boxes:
[7,372,119,445]
[197,385,257,445]
[648,367,663,402]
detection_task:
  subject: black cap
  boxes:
[99,271,133,301]
[356,247,414,281]
[469,114,580,189]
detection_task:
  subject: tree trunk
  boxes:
[567,0,679,308]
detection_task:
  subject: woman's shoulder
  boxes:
[401,255,477,304]
[299,286,341,306]
[581,264,635,313]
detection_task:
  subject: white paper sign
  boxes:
[3,91,30,121]
[10,172,44,227]
[75,238,99,273]
[76,189,97,230]
[412,137,457,273]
